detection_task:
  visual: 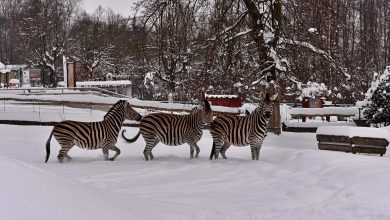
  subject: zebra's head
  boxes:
[261,93,278,119]
[201,99,213,124]
[123,102,143,122]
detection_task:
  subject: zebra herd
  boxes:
[45,93,278,163]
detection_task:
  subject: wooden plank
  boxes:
[290,114,355,117]
[351,137,389,147]
[318,143,353,153]
[353,146,387,156]
[316,134,351,144]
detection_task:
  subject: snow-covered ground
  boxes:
[1,114,390,219]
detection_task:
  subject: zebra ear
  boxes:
[201,90,206,101]
[265,93,270,101]
[203,99,211,111]
[270,93,278,102]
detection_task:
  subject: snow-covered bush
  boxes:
[296,81,328,101]
[363,66,390,126]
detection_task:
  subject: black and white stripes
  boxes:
[122,99,213,160]
[45,100,142,163]
[210,93,278,160]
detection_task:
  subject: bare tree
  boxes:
[0,0,24,63]
[19,0,80,86]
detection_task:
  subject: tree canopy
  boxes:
[0,0,389,102]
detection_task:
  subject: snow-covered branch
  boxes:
[279,38,351,80]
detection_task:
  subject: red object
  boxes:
[301,97,310,108]
[206,95,243,107]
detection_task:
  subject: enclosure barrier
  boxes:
[316,126,389,156]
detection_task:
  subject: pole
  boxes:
[63,55,68,88]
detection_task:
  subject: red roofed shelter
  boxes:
[206,94,243,107]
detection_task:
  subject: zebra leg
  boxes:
[65,154,72,161]
[255,140,264,160]
[220,141,231,159]
[57,145,73,163]
[188,141,200,159]
[108,146,121,161]
[250,144,257,160]
[213,139,224,159]
[189,146,195,159]
[144,138,158,161]
[102,148,109,161]
[194,143,200,158]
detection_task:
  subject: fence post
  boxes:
[38,100,41,122]
[3,97,5,111]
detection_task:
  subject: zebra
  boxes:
[209,93,278,160]
[45,100,142,163]
[121,99,213,160]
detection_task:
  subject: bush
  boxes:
[364,66,390,126]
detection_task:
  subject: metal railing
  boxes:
[0,87,130,98]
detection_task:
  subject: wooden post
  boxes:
[268,96,281,135]
[266,87,281,135]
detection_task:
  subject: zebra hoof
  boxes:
[57,156,64,163]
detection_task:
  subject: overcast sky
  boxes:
[81,0,138,17]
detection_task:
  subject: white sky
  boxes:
[81,0,138,17]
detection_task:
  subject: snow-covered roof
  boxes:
[0,69,11,73]
[317,126,390,141]
[289,107,358,116]
[58,80,132,87]
[0,62,27,73]
[9,79,20,84]
[206,94,240,98]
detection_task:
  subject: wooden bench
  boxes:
[316,126,389,156]
[289,107,358,122]
[317,135,388,156]
[291,113,355,122]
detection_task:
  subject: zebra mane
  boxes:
[104,100,127,119]
[190,106,202,113]
[191,99,210,114]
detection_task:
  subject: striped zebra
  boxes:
[209,93,278,160]
[122,99,213,160]
[45,100,142,163]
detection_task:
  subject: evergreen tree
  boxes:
[363,66,390,126]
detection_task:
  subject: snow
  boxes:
[297,81,328,101]
[1,98,390,219]
[363,66,390,106]
[9,79,19,84]
[0,155,153,220]
[0,93,246,115]
[0,68,11,73]
[289,107,359,116]
[205,94,240,98]
[308,28,317,33]
[317,126,390,141]
[58,80,132,87]
[287,119,356,128]
[144,71,155,88]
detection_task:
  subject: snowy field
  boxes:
[1,126,390,219]
[0,98,390,220]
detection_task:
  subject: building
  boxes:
[0,62,29,87]
[205,94,243,107]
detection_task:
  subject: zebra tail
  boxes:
[209,142,216,160]
[121,129,141,143]
[45,130,53,163]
